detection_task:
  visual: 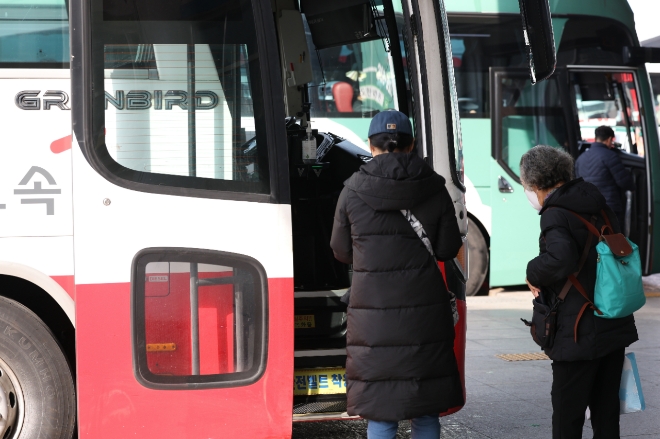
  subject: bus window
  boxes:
[492,70,569,179]
[573,71,644,156]
[449,15,527,119]
[134,250,267,389]
[93,0,270,195]
[0,0,69,67]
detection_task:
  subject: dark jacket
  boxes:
[526,179,638,362]
[575,142,634,214]
[330,153,463,421]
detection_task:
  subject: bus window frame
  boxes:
[432,0,464,191]
[70,0,291,205]
[567,66,647,157]
[131,247,268,390]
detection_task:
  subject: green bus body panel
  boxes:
[461,119,491,190]
[444,0,635,35]
[489,158,540,286]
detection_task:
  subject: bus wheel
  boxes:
[0,296,75,439]
[466,219,489,296]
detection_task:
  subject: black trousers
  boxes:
[552,348,625,439]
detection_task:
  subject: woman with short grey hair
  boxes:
[521,145,637,438]
[520,145,574,195]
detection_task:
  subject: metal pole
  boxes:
[188,43,197,177]
[190,262,200,375]
[233,269,244,372]
[624,190,633,238]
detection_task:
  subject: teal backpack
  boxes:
[568,210,645,319]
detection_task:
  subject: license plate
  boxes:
[294,367,346,396]
[294,314,315,329]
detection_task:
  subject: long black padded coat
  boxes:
[330,152,464,421]
[526,178,638,362]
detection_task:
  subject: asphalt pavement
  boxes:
[293,278,660,438]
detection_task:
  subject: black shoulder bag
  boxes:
[521,214,596,349]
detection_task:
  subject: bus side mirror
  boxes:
[623,47,660,66]
[518,0,556,84]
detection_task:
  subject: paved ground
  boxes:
[293,278,660,438]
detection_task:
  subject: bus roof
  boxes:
[444,0,636,43]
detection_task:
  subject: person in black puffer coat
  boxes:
[330,110,463,439]
[521,146,638,439]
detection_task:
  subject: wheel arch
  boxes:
[467,211,490,247]
[0,262,76,377]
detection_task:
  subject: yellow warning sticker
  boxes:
[294,367,346,395]
[294,315,316,329]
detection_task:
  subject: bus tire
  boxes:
[466,219,489,296]
[0,295,76,439]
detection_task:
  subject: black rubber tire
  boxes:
[466,219,489,296]
[0,295,76,439]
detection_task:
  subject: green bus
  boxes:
[305,0,660,295]
[446,0,660,294]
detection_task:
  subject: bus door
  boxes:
[489,68,572,285]
[70,1,293,437]
[568,68,652,271]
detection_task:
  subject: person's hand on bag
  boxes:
[526,278,540,298]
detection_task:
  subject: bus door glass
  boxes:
[71,0,292,437]
[570,69,651,270]
[306,1,412,150]
[489,68,570,285]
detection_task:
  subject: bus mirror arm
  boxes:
[622,47,660,66]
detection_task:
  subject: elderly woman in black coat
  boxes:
[330,110,463,439]
[521,145,638,439]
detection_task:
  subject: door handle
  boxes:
[498,176,514,193]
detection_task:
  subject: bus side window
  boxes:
[0,0,69,66]
[134,251,267,389]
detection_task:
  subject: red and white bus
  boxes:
[0,0,553,437]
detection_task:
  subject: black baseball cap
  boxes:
[368,110,413,137]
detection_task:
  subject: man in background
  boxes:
[575,125,635,225]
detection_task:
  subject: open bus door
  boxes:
[70,1,294,437]
[489,68,572,285]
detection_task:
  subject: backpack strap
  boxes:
[601,209,613,230]
[559,212,604,342]
[557,214,597,302]
[566,211,601,239]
